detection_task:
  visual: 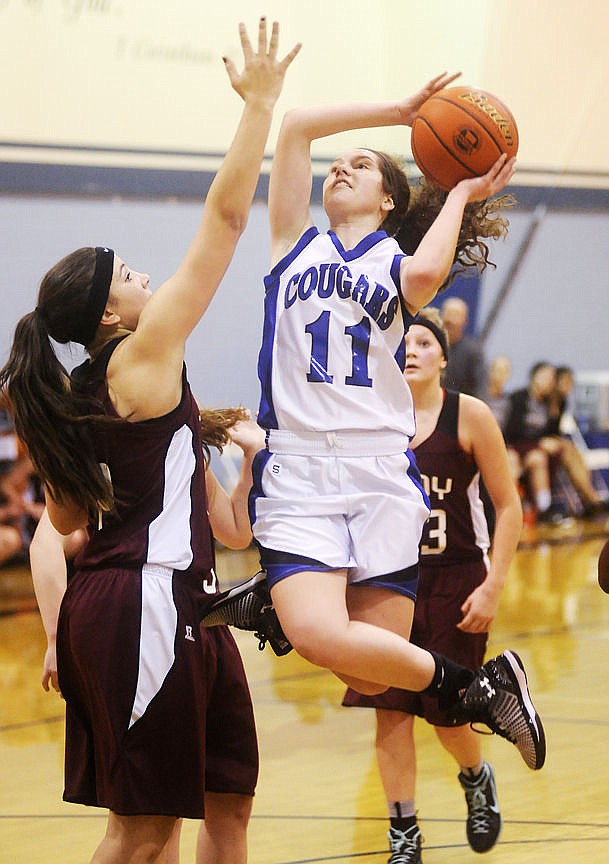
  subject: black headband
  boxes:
[412,315,449,359]
[74,246,115,346]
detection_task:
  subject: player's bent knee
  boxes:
[340,679,389,696]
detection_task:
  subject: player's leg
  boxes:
[375,709,422,864]
[196,793,253,864]
[89,812,177,863]
[436,724,502,852]
[154,820,182,864]
[270,568,436,694]
[198,627,258,863]
[342,581,415,692]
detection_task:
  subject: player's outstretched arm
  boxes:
[268,72,459,263]
[135,20,301,358]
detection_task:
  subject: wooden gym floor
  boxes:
[2,516,609,863]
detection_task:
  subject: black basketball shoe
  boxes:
[457,650,546,771]
[458,761,502,852]
[200,570,292,656]
[387,824,422,864]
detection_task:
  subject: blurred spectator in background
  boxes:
[546,366,575,432]
[483,355,521,514]
[544,366,608,517]
[0,392,45,563]
[484,355,513,433]
[504,362,607,523]
[503,362,564,523]
[440,296,485,396]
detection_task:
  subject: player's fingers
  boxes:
[501,155,517,178]
[257,16,268,55]
[239,21,253,61]
[280,41,302,71]
[488,152,508,176]
[267,20,279,59]
[428,71,461,92]
[481,153,509,189]
[222,56,238,86]
[492,156,516,190]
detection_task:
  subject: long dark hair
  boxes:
[0,248,255,523]
[0,248,113,522]
[370,150,514,288]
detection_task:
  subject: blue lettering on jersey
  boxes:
[377,296,399,331]
[284,273,300,308]
[318,262,339,298]
[336,265,352,299]
[299,267,318,300]
[283,264,397,329]
[351,274,369,305]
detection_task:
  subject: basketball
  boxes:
[411,86,519,191]
[598,537,609,593]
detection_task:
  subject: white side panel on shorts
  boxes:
[129,425,196,726]
[130,563,177,728]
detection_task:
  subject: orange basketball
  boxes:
[411,86,519,191]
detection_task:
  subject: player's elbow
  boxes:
[213,524,252,551]
[403,265,448,312]
[218,207,249,237]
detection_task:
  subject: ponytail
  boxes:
[0,248,114,523]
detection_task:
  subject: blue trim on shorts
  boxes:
[406,448,430,510]
[248,448,273,528]
[356,562,419,601]
[255,543,333,588]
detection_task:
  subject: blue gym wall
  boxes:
[1,186,608,415]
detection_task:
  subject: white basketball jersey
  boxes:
[257,228,417,436]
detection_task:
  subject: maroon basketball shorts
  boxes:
[58,565,258,818]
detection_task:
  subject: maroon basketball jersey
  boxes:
[70,338,215,589]
[414,389,490,566]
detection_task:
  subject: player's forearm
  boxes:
[280,101,403,144]
[487,500,523,589]
[403,185,471,311]
[29,534,67,644]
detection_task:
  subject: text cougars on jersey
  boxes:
[284,263,399,330]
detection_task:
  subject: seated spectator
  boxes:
[504,362,606,523]
[0,508,22,566]
[484,354,513,433]
[545,365,608,517]
[0,394,45,562]
[503,362,564,524]
[546,365,575,432]
[440,296,485,396]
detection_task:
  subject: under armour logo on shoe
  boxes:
[480,675,496,698]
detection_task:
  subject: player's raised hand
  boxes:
[397,72,462,126]
[455,153,517,203]
[223,18,302,106]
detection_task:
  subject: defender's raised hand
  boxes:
[223,18,302,106]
